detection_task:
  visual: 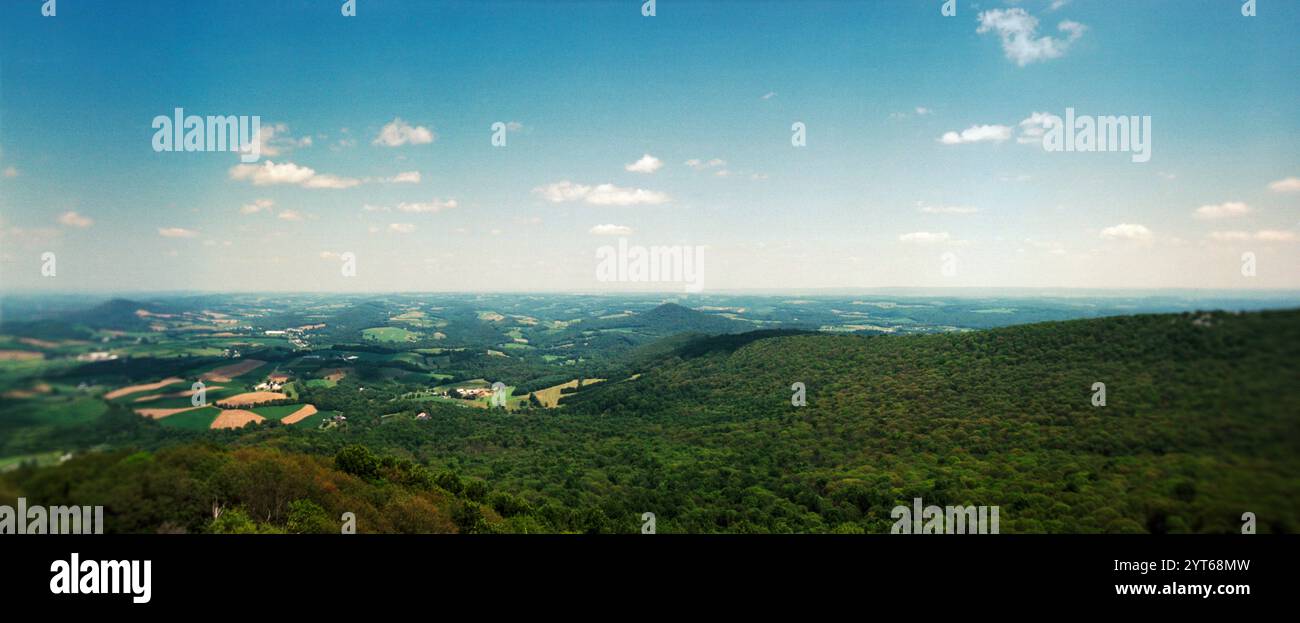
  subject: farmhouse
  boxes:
[452,387,493,399]
[77,351,118,362]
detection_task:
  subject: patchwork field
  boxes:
[105,377,185,400]
[200,359,267,382]
[280,405,318,424]
[210,409,264,430]
[0,350,44,361]
[216,391,288,407]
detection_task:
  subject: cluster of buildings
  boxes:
[254,373,292,392]
[76,352,118,362]
[447,387,493,399]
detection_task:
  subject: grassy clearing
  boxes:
[362,327,419,343]
[529,378,606,408]
[0,451,65,473]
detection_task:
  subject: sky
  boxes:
[0,0,1298,294]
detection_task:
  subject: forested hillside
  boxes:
[4,309,1297,533]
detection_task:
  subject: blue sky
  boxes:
[1,0,1297,293]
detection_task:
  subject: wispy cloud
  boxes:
[899,231,952,244]
[240,198,274,215]
[977,8,1086,67]
[58,211,93,228]
[158,227,198,238]
[684,158,726,171]
[396,198,458,214]
[240,122,312,160]
[917,202,979,215]
[1210,230,1296,242]
[1268,176,1300,192]
[589,224,634,236]
[1017,112,1055,145]
[384,171,422,184]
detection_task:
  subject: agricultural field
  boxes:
[362,327,420,343]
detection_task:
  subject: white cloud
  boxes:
[625,154,663,174]
[533,181,670,206]
[589,224,634,236]
[158,227,198,238]
[899,231,952,244]
[240,198,274,215]
[976,8,1086,67]
[396,198,458,214]
[939,124,1012,145]
[1267,176,1300,192]
[915,106,932,115]
[2,166,17,178]
[228,160,360,189]
[1194,201,1251,220]
[1100,223,1152,242]
[388,223,416,234]
[278,209,304,221]
[58,211,93,228]
[373,118,435,147]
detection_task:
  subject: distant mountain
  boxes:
[0,298,166,337]
[63,298,166,329]
[586,303,753,336]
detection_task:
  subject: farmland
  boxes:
[1,292,1299,533]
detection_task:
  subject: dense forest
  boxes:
[3,309,1297,533]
